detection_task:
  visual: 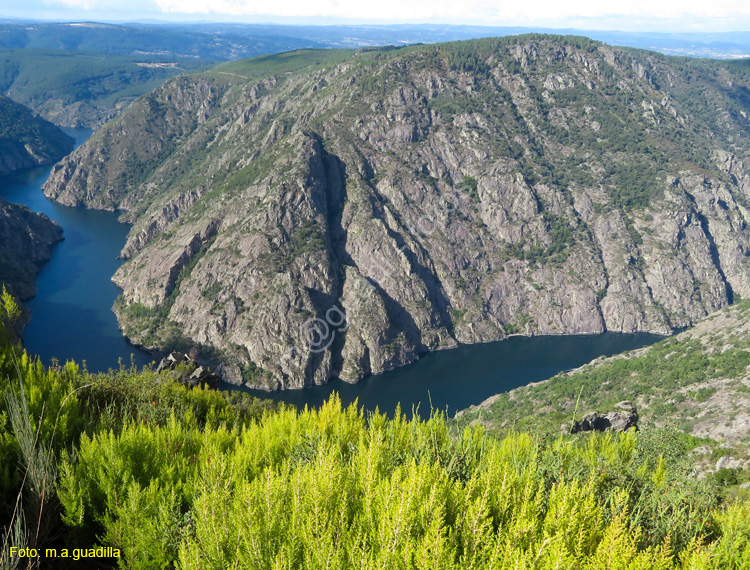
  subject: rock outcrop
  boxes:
[568,401,639,434]
[42,36,750,389]
[155,351,220,389]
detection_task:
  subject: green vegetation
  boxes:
[3,290,750,568]
[457,175,479,202]
[211,48,355,82]
[458,301,750,440]
[0,93,73,167]
[449,307,467,323]
[0,290,275,568]
[290,219,327,258]
[503,323,521,335]
[0,50,209,127]
[503,214,578,265]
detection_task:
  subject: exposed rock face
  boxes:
[569,402,639,434]
[0,198,63,327]
[155,351,220,389]
[42,37,750,390]
[0,94,74,175]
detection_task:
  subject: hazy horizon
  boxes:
[2,0,750,33]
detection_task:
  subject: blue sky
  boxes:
[2,0,750,32]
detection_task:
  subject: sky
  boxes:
[2,0,750,32]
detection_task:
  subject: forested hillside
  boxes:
[0,50,207,128]
[0,22,327,127]
[0,94,72,173]
[0,22,322,59]
[1,292,750,568]
[43,36,750,389]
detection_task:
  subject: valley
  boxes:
[0,94,72,327]
[42,37,750,390]
[0,128,153,371]
[0,17,750,567]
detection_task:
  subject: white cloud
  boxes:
[147,0,750,23]
[13,0,750,30]
[39,0,156,13]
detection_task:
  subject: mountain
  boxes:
[4,22,750,128]
[42,36,750,390]
[0,93,73,173]
[456,301,750,446]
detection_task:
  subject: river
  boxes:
[0,128,662,416]
[0,128,153,372]
[239,331,660,417]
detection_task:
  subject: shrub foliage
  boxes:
[1,293,750,569]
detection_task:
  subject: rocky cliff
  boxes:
[0,198,63,303]
[42,37,750,389]
[0,94,74,175]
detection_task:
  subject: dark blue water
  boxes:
[240,331,661,418]
[0,128,153,372]
[0,127,663,414]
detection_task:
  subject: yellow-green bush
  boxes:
[55,397,748,570]
[3,289,750,569]
[0,294,274,568]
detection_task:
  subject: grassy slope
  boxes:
[456,301,750,491]
[210,48,357,79]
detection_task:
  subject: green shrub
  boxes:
[3,293,750,569]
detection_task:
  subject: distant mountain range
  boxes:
[0,21,324,59]
[2,21,749,127]
[171,23,750,59]
[2,20,750,59]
